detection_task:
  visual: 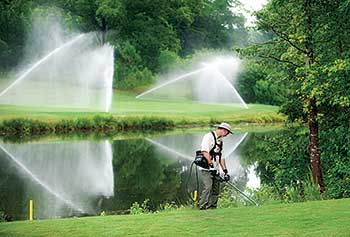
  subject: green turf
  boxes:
[1,199,349,236]
[0,91,285,124]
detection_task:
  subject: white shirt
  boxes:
[200,131,225,171]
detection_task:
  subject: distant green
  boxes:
[0,91,284,124]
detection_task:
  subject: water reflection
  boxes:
[0,130,262,220]
[0,140,114,219]
[146,132,257,184]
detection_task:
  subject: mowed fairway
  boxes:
[0,91,284,124]
[1,199,350,237]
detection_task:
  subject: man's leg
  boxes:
[198,170,213,209]
[208,176,220,208]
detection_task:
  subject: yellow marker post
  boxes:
[29,200,33,221]
[193,190,198,202]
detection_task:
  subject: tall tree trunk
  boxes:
[304,0,325,193]
[308,98,325,193]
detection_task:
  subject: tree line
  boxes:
[0,0,284,104]
[0,1,245,76]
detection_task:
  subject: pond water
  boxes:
[0,127,280,220]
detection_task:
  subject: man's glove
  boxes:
[224,174,230,181]
[223,169,230,181]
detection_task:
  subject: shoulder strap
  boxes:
[209,131,216,158]
[209,131,219,158]
[211,131,222,148]
[211,131,217,144]
[210,131,223,162]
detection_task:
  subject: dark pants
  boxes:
[199,170,220,209]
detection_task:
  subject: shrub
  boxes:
[158,202,184,212]
[0,118,53,135]
[218,186,240,208]
[251,178,321,205]
[0,211,7,222]
[114,41,154,90]
[116,68,154,90]
[157,50,183,73]
[55,119,76,132]
[0,116,176,136]
[130,199,151,215]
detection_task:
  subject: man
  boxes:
[198,122,231,210]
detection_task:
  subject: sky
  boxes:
[239,0,268,26]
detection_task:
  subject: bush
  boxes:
[114,41,154,90]
[251,178,321,205]
[218,186,240,208]
[319,124,350,199]
[0,118,53,135]
[237,62,287,106]
[157,50,183,73]
[0,116,176,136]
[130,199,151,215]
[0,211,8,222]
[55,119,75,132]
[158,202,185,212]
[116,67,154,90]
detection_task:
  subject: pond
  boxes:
[0,127,282,221]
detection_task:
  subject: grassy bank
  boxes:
[0,116,176,136]
[1,198,349,236]
[0,91,285,135]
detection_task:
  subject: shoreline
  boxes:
[0,113,285,136]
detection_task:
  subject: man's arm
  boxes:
[202,151,212,167]
[220,158,227,173]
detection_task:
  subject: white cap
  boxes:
[215,122,233,134]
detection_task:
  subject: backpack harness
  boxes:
[209,131,223,163]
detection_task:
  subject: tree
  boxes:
[0,0,33,69]
[236,61,287,105]
[58,0,124,43]
[114,41,153,89]
[180,0,247,54]
[55,0,247,72]
[117,0,183,70]
[242,0,350,193]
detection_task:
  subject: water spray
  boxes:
[145,138,193,160]
[201,62,248,109]
[0,144,86,213]
[136,56,248,108]
[0,34,85,98]
[136,67,208,99]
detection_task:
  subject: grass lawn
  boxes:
[0,91,284,124]
[1,198,349,236]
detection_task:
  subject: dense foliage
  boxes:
[240,128,350,200]
[0,0,251,91]
[241,0,350,194]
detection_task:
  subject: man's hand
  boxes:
[223,169,230,181]
[224,174,230,181]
